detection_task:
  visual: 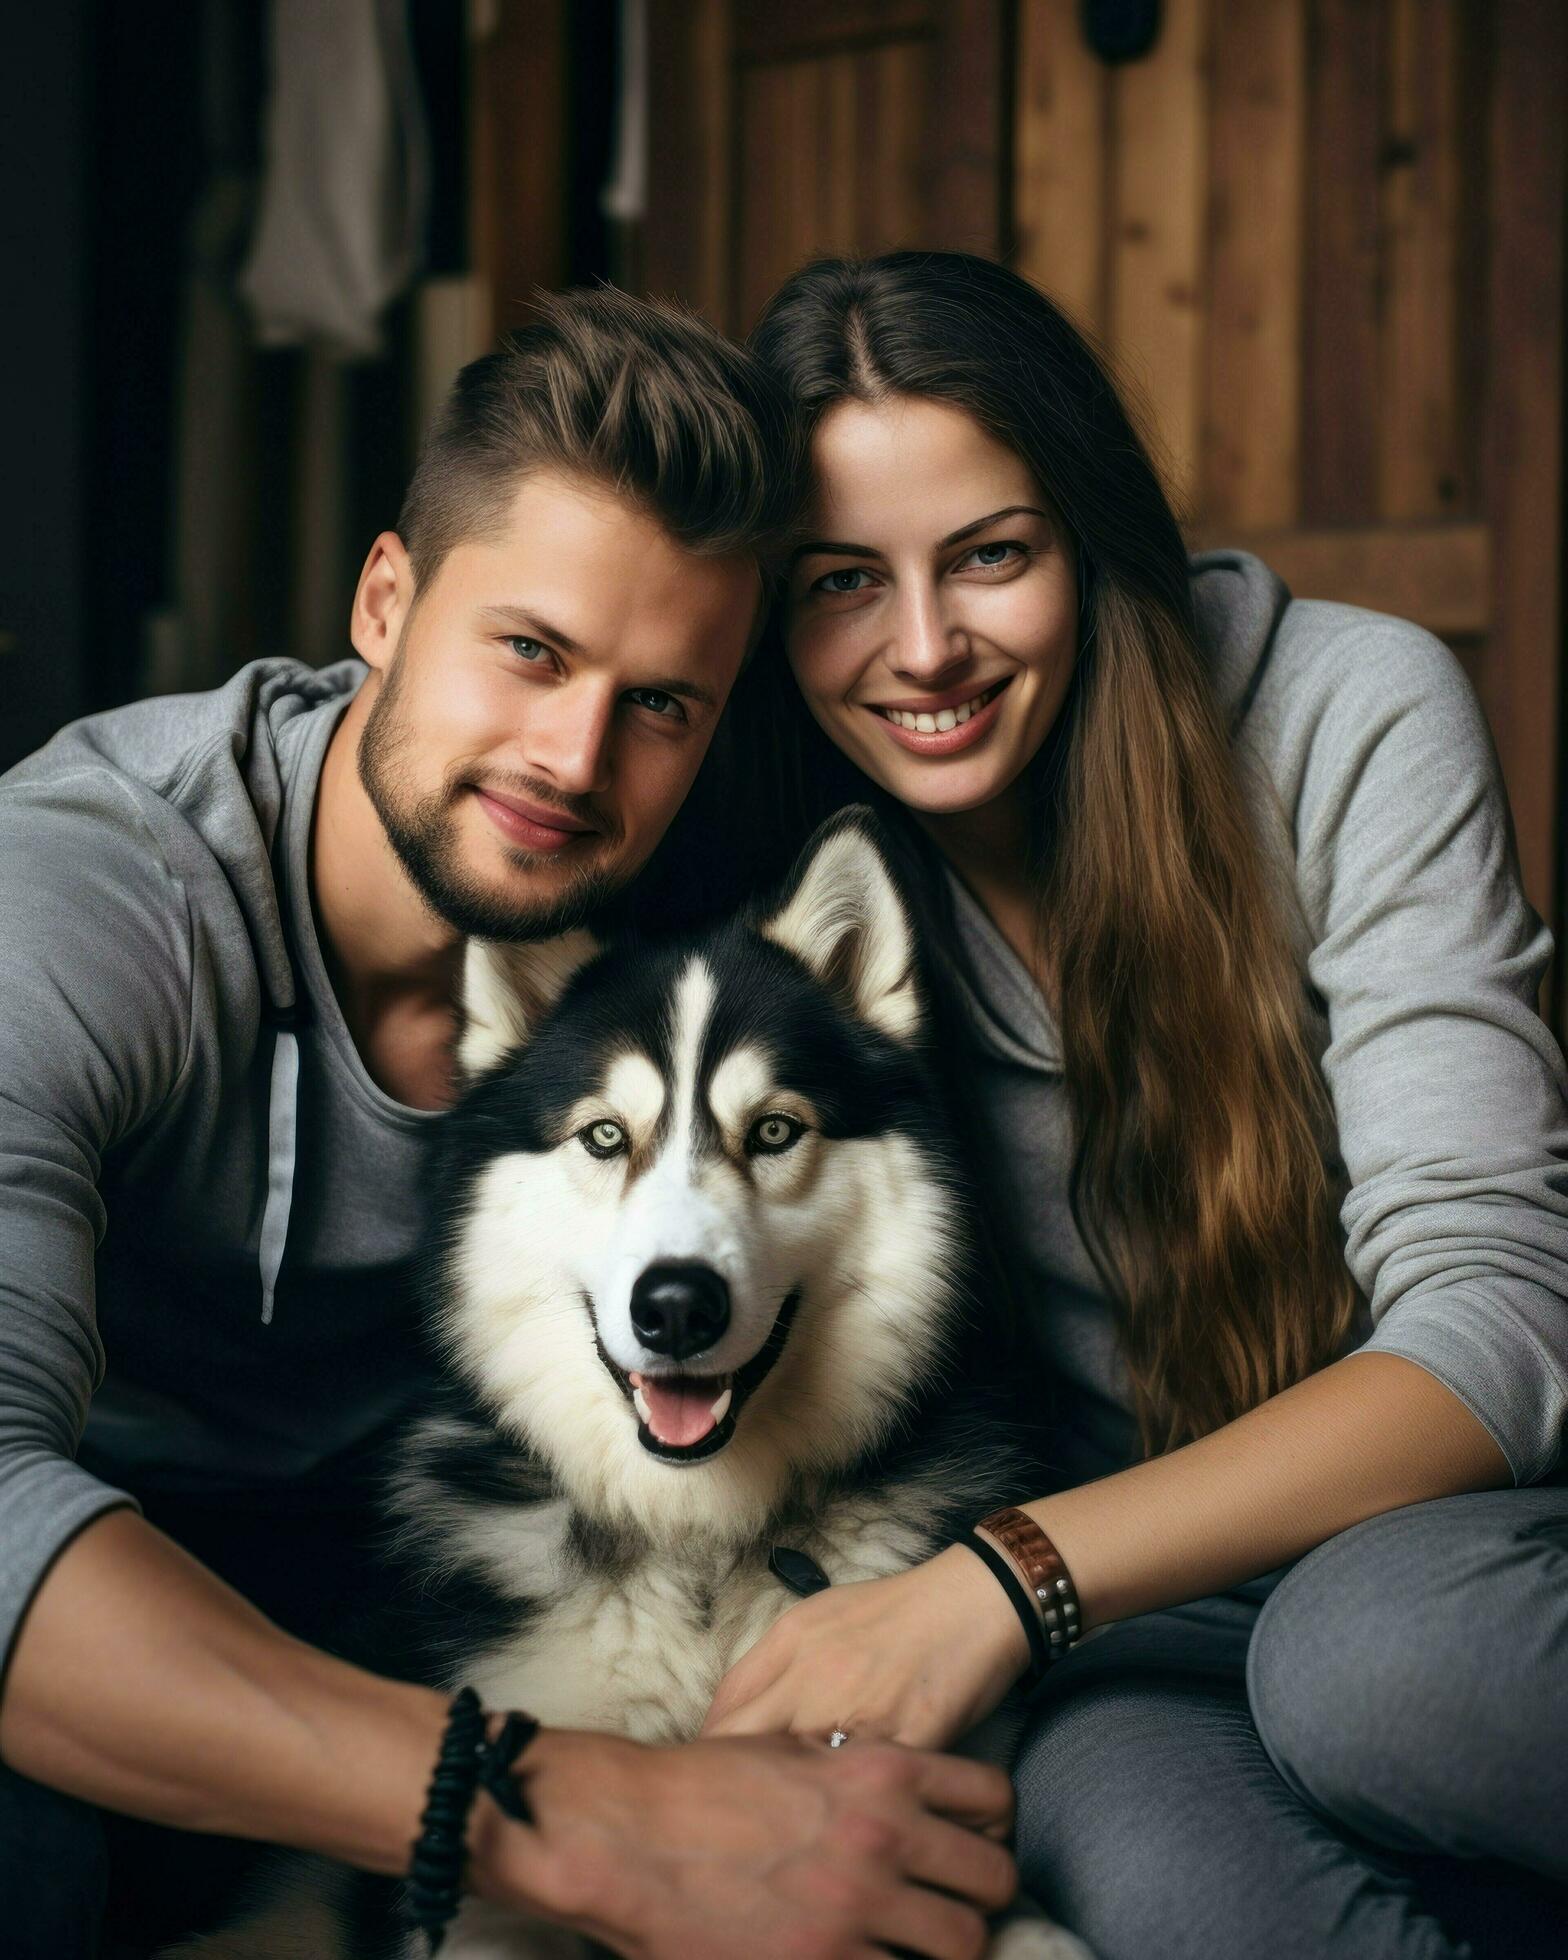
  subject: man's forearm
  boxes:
[0,1507,446,1873]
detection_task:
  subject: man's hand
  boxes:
[473,1726,1019,1960]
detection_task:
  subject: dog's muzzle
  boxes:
[594,1286,803,1464]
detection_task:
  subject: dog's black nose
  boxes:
[630,1264,731,1360]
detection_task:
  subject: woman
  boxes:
[701,253,1568,1958]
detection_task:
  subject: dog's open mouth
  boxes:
[595,1291,802,1464]
[630,1372,735,1456]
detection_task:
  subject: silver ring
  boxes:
[828,1729,850,1749]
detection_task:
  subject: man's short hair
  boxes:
[397,286,805,591]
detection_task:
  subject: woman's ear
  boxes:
[761,810,922,1041]
[457,931,599,1080]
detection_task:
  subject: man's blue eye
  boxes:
[628,688,684,720]
[814,569,873,595]
[508,636,548,661]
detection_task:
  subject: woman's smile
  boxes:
[864,673,1015,754]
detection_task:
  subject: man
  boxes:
[0,289,1015,1956]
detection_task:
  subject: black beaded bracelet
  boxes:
[404,1687,541,1953]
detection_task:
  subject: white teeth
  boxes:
[881,683,997,731]
[632,1386,651,1424]
[709,1387,733,1424]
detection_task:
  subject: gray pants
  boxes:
[1015,1488,1568,1959]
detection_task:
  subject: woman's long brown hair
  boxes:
[742,251,1358,1456]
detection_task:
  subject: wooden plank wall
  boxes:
[1018,0,1476,536]
[1015,0,1565,998]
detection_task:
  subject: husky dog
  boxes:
[171,814,1089,1960]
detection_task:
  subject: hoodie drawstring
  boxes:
[259,996,309,1325]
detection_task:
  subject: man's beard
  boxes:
[358,656,631,943]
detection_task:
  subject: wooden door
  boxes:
[644,1,1009,328]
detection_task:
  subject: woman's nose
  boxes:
[888,586,973,689]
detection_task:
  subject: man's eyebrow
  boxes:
[477,605,718,712]
[478,605,587,653]
[644,675,720,710]
[790,505,1052,565]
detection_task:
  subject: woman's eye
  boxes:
[626,687,685,722]
[812,568,876,596]
[747,1113,804,1155]
[507,635,550,663]
[959,541,1025,573]
[581,1119,628,1158]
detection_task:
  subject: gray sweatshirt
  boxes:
[1,553,1565,1689]
[0,658,439,1683]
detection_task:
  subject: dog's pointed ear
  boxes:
[761,811,922,1041]
[457,930,599,1079]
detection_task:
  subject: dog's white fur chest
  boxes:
[454,1486,939,1744]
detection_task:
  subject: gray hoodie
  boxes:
[1,553,1565,1686]
[0,657,439,1682]
[946,553,1568,1485]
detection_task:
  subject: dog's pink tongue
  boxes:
[635,1374,720,1447]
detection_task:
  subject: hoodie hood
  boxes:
[6,657,366,1025]
[1187,548,1292,730]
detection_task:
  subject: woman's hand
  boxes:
[701,1544,1031,1751]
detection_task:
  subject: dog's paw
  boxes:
[987,1911,1098,1960]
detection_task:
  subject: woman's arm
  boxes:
[702,1351,1509,1747]
[1030,1349,1508,1629]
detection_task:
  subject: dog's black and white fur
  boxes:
[172,814,1090,1960]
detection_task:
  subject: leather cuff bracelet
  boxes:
[967,1505,1083,1686]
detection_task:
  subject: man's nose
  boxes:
[888,586,972,689]
[524,682,616,797]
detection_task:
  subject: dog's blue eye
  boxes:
[581,1119,627,1158]
[748,1113,803,1155]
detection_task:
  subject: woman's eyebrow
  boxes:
[789,537,885,565]
[791,504,1051,565]
[938,505,1051,548]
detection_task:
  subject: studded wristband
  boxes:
[971,1505,1083,1674]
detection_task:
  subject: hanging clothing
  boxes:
[240,0,430,358]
